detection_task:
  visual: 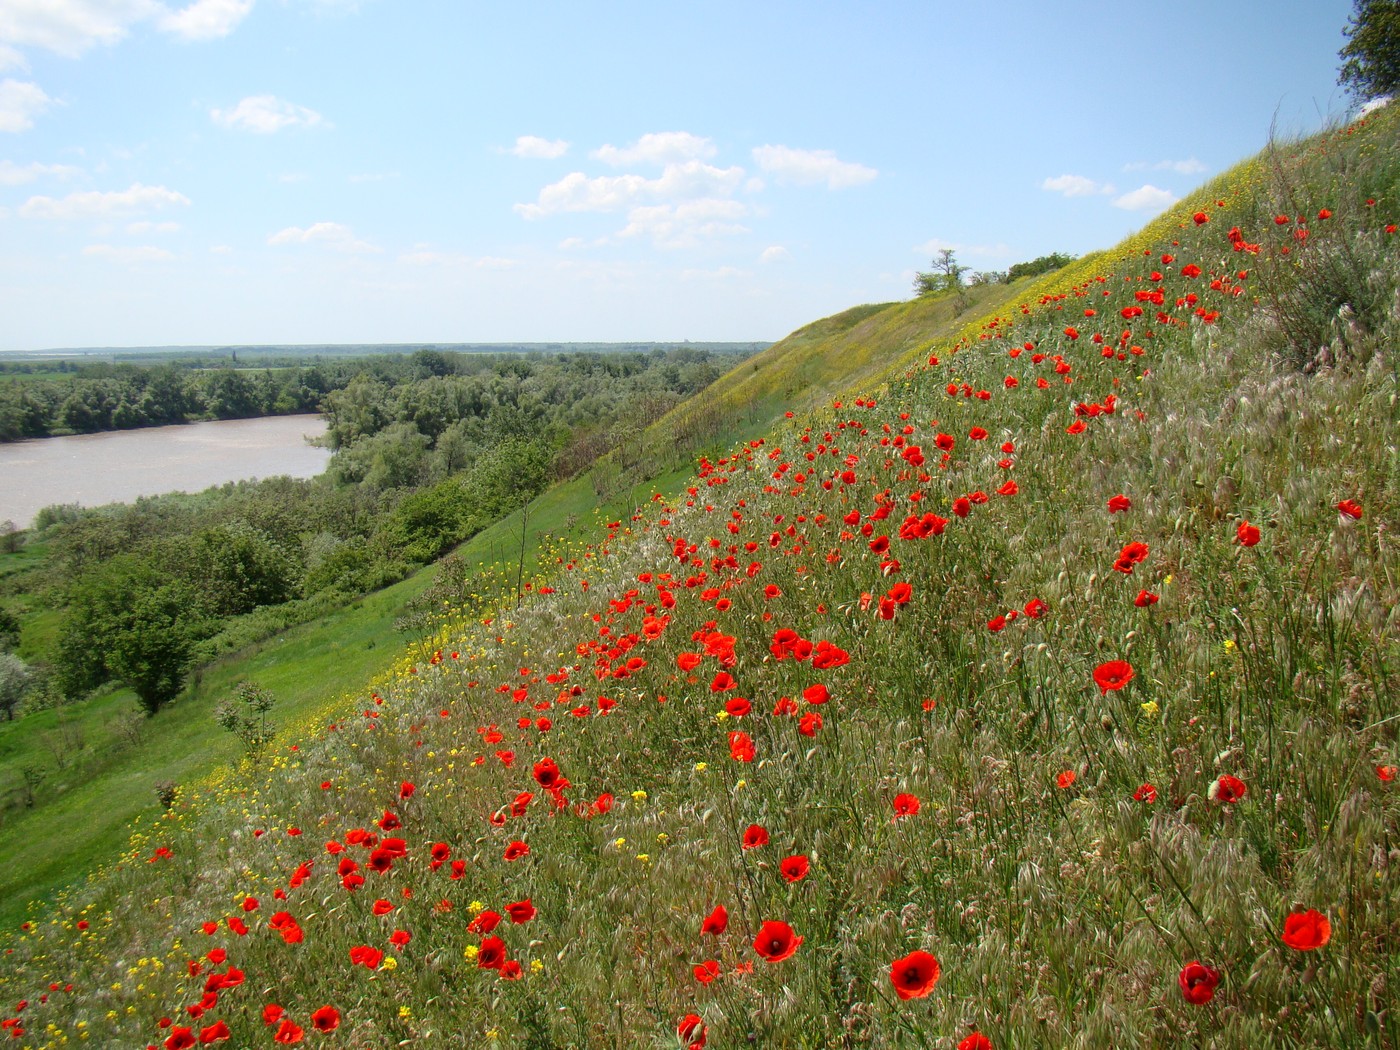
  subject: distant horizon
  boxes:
[0,1,1358,349]
[0,339,774,359]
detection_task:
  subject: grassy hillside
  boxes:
[2,104,1398,1049]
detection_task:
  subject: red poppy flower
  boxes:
[1281,909,1330,951]
[1120,541,1149,564]
[477,935,507,969]
[710,672,738,693]
[701,904,728,935]
[467,910,501,934]
[1056,770,1076,789]
[725,697,752,717]
[958,1034,992,1050]
[1178,961,1220,1004]
[802,683,829,705]
[309,1006,340,1032]
[1133,783,1157,803]
[1134,590,1159,607]
[1210,774,1246,804]
[1093,660,1134,695]
[890,949,940,1000]
[779,855,810,882]
[1107,494,1132,513]
[164,1028,197,1050]
[499,960,523,980]
[742,825,769,850]
[506,899,536,924]
[503,841,530,861]
[535,758,568,790]
[1236,520,1261,547]
[693,959,721,983]
[798,711,823,736]
[348,945,383,969]
[728,730,755,762]
[199,1020,231,1042]
[1336,499,1363,520]
[1192,211,1209,225]
[1023,597,1047,619]
[1379,765,1398,782]
[677,1013,707,1049]
[273,1019,304,1044]
[892,793,921,819]
[753,920,802,962]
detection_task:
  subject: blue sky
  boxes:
[0,0,1361,349]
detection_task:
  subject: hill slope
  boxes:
[2,105,1398,1049]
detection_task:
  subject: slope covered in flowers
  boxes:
[3,108,1399,1049]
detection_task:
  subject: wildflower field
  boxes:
[3,106,1399,1049]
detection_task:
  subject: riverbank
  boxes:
[0,415,330,529]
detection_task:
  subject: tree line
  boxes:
[1,346,745,718]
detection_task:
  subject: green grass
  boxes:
[1,105,1398,1049]
[0,567,436,930]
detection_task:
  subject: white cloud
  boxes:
[267,221,378,253]
[558,236,585,250]
[1112,184,1179,212]
[0,0,252,59]
[19,181,190,219]
[82,243,175,262]
[0,158,80,184]
[510,135,569,160]
[751,145,876,189]
[0,0,159,58]
[0,78,50,131]
[348,170,397,183]
[615,198,748,248]
[1041,174,1115,198]
[397,247,518,268]
[157,0,252,40]
[277,172,309,183]
[515,160,745,219]
[209,243,232,254]
[1123,157,1207,175]
[759,245,789,263]
[212,94,324,133]
[126,219,179,233]
[593,131,715,167]
[0,44,27,71]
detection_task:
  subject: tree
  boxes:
[1339,0,1400,103]
[913,249,968,298]
[55,554,204,714]
[0,652,33,720]
[1006,252,1076,283]
[105,583,199,716]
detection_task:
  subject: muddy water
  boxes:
[0,415,332,528]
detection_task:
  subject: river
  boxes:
[0,415,333,529]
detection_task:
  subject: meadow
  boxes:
[1,104,1397,1048]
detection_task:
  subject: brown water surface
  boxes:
[0,415,332,528]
